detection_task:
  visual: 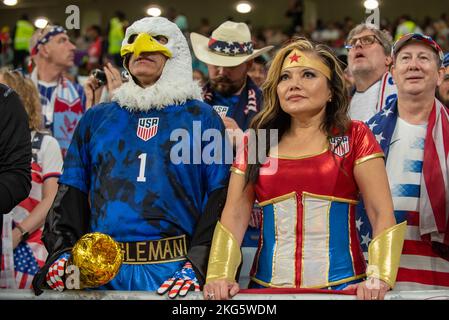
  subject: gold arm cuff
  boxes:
[367,221,407,288]
[354,152,385,166]
[206,221,242,283]
[230,166,246,176]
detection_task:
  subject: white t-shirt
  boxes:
[386,117,426,212]
[349,80,381,122]
[387,118,449,291]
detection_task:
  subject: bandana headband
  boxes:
[31,26,66,56]
[207,38,254,57]
[282,49,332,80]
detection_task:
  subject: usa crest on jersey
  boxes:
[329,136,350,157]
[137,118,159,141]
[213,105,229,118]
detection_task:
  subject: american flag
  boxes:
[359,98,449,249]
[13,242,41,289]
[1,160,50,289]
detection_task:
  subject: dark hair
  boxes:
[245,37,350,185]
[89,25,102,36]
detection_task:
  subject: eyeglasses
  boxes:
[345,35,381,50]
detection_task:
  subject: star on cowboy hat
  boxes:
[190,21,273,67]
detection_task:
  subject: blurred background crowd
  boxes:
[0,0,448,85]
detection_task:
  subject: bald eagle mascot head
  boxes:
[112,17,202,111]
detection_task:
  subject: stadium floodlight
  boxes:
[364,0,379,10]
[236,1,252,14]
[34,17,49,29]
[3,0,18,6]
[146,6,162,17]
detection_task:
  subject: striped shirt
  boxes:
[387,117,449,290]
[11,132,63,288]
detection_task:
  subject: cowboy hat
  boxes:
[190,21,273,67]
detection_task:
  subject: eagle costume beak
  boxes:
[120,33,172,58]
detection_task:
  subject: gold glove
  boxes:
[367,221,407,288]
[206,222,242,283]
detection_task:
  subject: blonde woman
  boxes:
[0,70,62,289]
[203,38,407,300]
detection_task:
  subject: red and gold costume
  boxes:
[206,49,406,291]
[231,121,383,288]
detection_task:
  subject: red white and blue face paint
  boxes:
[31,26,67,56]
[392,33,445,66]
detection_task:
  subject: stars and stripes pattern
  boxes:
[156,262,200,298]
[1,134,61,289]
[420,100,449,245]
[13,243,40,289]
[367,98,449,246]
[357,98,449,289]
[207,38,254,56]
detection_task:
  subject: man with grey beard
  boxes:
[191,21,272,132]
[346,24,397,121]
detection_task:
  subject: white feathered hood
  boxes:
[112,17,202,111]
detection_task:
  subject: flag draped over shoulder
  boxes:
[366,98,449,247]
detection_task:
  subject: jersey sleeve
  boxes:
[41,135,63,180]
[352,121,384,166]
[58,110,93,194]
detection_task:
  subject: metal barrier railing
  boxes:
[1,289,449,300]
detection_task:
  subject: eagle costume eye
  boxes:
[153,35,168,45]
[128,34,137,44]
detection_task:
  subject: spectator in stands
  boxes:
[346,24,397,121]
[204,37,406,300]
[29,25,86,157]
[190,21,273,132]
[12,14,34,70]
[32,16,230,299]
[285,0,304,36]
[107,11,127,68]
[394,15,423,41]
[0,78,31,262]
[85,25,104,73]
[360,34,449,291]
[0,69,62,289]
[248,55,269,88]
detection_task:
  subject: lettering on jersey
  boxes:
[330,136,350,157]
[137,117,159,141]
[120,235,187,264]
[213,105,229,118]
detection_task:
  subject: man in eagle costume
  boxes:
[32,17,230,298]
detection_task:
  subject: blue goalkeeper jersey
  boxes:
[59,100,230,290]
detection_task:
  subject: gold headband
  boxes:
[281,49,332,80]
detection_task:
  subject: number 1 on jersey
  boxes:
[137,153,147,182]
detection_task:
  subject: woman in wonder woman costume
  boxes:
[204,38,406,300]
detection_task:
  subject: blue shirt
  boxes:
[60,100,230,290]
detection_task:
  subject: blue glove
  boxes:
[157,261,200,298]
